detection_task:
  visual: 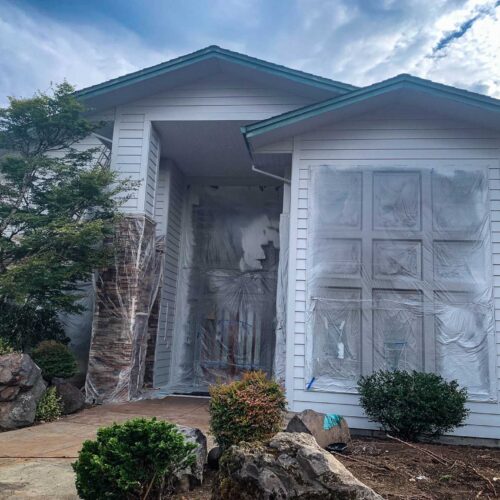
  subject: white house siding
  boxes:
[145,127,161,218]
[153,161,185,388]
[109,115,159,218]
[109,72,317,214]
[122,72,315,121]
[286,107,500,439]
[106,72,318,388]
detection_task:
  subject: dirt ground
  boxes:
[333,437,500,499]
[172,437,500,500]
[2,399,499,499]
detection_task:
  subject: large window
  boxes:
[306,164,495,399]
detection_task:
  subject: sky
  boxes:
[0,0,499,104]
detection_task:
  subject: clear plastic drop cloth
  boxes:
[274,213,289,384]
[85,216,165,403]
[169,185,282,392]
[59,281,95,376]
[306,165,495,399]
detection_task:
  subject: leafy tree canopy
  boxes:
[0,82,131,317]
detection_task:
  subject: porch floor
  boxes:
[0,396,210,498]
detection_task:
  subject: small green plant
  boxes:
[35,387,63,422]
[0,337,15,355]
[31,340,77,381]
[209,371,287,450]
[358,370,469,441]
[72,417,196,499]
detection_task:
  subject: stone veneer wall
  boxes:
[85,215,164,403]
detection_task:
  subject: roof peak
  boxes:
[75,45,356,101]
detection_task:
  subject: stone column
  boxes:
[85,215,164,403]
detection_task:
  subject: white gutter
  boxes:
[93,133,113,145]
[242,134,290,184]
[251,164,290,184]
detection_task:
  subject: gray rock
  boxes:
[175,425,207,491]
[286,409,351,449]
[208,446,222,470]
[212,432,381,500]
[0,377,46,430]
[0,353,42,400]
[0,354,47,430]
[52,378,85,414]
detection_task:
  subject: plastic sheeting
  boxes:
[306,165,495,399]
[85,215,165,403]
[274,213,289,384]
[168,185,282,392]
[59,281,95,376]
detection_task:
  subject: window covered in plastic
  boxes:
[306,165,495,399]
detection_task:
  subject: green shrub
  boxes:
[72,417,197,500]
[35,387,63,422]
[358,370,469,441]
[0,302,67,351]
[209,371,287,450]
[31,340,77,381]
[0,337,16,355]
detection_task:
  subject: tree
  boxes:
[0,82,131,348]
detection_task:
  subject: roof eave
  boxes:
[75,45,357,101]
[241,75,500,140]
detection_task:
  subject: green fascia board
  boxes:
[241,74,500,139]
[75,45,357,100]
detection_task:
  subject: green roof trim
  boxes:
[75,45,356,100]
[241,74,500,139]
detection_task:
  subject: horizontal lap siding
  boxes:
[112,112,147,212]
[145,128,160,218]
[288,110,500,439]
[124,73,313,121]
[111,73,316,386]
[153,163,185,387]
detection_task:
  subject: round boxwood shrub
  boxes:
[73,417,197,499]
[35,386,63,422]
[358,370,469,441]
[31,340,77,381]
[209,371,287,450]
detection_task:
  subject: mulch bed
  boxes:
[174,437,500,499]
[334,436,500,499]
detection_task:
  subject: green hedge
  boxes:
[358,370,469,441]
[73,418,196,499]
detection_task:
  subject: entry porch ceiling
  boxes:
[154,120,290,182]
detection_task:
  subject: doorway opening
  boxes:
[168,184,283,393]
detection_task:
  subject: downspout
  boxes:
[242,133,291,184]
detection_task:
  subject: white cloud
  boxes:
[271,0,500,97]
[420,8,500,96]
[0,0,499,104]
[0,2,169,103]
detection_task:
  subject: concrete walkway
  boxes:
[0,396,210,498]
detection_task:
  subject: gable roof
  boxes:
[242,74,500,144]
[75,45,356,102]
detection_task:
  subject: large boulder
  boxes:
[175,425,207,491]
[286,409,351,449]
[52,377,85,414]
[212,432,381,500]
[0,354,47,430]
[208,446,223,470]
